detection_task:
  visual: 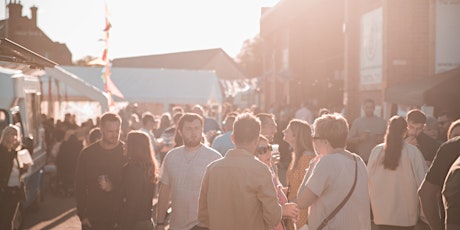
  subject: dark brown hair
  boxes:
[233,113,261,145]
[383,116,407,170]
[448,119,460,139]
[406,109,426,124]
[126,131,158,183]
[177,113,204,132]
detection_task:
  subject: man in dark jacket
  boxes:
[75,113,126,229]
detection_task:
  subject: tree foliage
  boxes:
[235,35,264,78]
[73,55,98,66]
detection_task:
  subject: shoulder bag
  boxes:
[317,156,358,230]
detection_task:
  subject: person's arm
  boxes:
[74,149,89,224]
[418,179,443,230]
[257,167,283,227]
[296,185,318,209]
[156,182,171,230]
[198,168,210,228]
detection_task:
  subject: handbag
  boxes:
[317,156,358,230]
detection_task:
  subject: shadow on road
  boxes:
[22,193,79,230]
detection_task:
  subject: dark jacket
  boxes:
[121,162,155,229]
[416,132,441,162]
[0,145,16,188]
[75,141,126,224]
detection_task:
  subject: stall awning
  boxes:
[385,67,460,107]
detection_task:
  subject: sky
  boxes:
[1,0,279,62]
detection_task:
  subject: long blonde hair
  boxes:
[0,125,21,150]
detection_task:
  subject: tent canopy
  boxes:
[385,67,460,109]
[42,66,223,105]
[44,66,109,111]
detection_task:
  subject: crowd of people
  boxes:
[1,100,460,230]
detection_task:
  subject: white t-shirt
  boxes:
[159,144,221,230]
[367,143,427,226]
[302,152,371,230]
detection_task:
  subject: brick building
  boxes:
[260,0,459,122]
[0,1,72,65]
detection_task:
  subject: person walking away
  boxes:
[367,116,428,229]
[297,113,371,230]
[75,112,127,229]
[197,113,298,230]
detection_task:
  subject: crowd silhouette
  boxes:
[3,101,460,230]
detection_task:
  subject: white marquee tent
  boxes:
[42,66,224,106]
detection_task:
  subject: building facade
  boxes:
[260,0,458,122]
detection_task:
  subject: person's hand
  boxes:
[405,136,418,146]
[271,152,280,165]
[98,176,113,192]
[282,202,299,221]
[21,163,32,171]
[81,218,92,229]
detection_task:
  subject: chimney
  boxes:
[7,0,23,21]
[30,6,37,26]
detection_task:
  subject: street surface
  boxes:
[22,193,80,230]
[21,192,163,230]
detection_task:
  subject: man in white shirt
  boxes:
[156,113,221,230]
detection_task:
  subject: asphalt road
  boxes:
[20,191,163,230]
[22,193,81,230]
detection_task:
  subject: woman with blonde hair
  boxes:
[367,116,427,229]
[282,119,315,229]
[0,125,28,230]
[122,131,158,230]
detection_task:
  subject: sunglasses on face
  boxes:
[257,145,272,155]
